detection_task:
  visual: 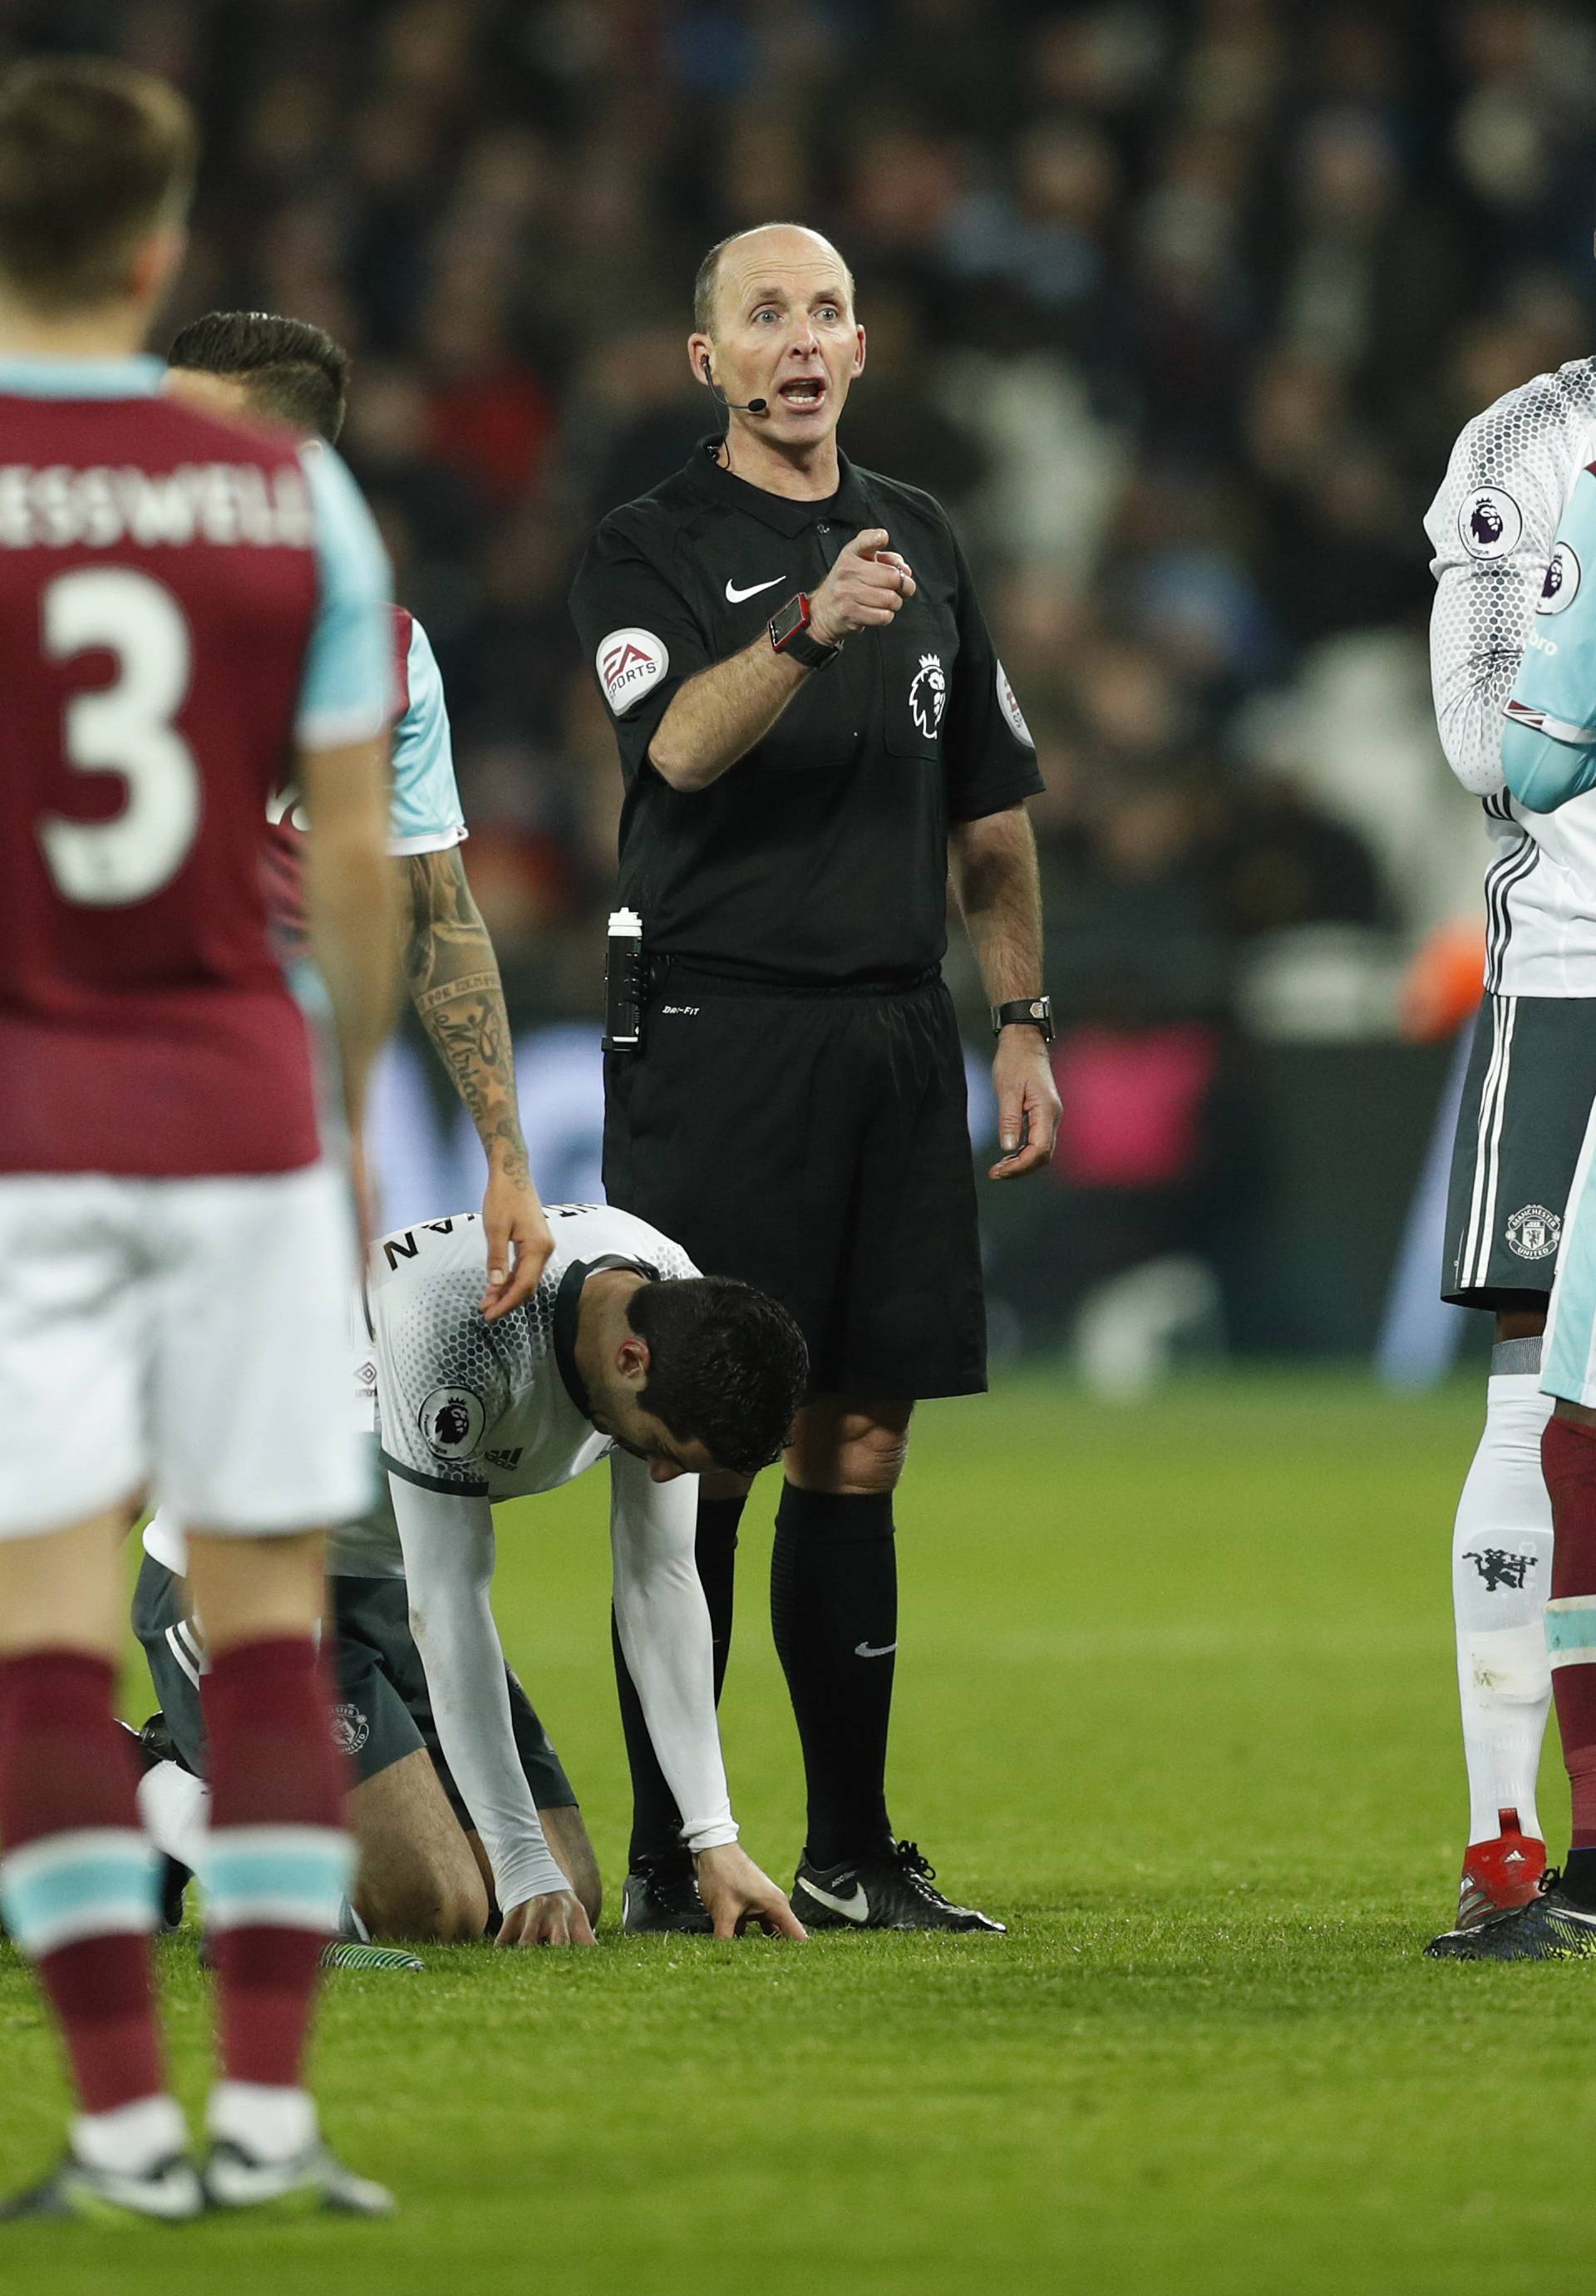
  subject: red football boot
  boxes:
[1454,1811,1547,1931]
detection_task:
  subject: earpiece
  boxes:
[698,355,767,417]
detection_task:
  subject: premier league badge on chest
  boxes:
[909,653,946,740]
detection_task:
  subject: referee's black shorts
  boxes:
[603,966,987,1401]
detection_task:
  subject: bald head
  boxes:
[688,220,864,471]
[692,222,855,338]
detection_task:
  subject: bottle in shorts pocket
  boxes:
[603,908,644,1052]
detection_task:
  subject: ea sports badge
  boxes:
[995,659,1034,747]
[597,628,668,716]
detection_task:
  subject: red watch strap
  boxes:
[770,593,812,651]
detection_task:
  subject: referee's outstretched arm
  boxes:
[648,529,915,790]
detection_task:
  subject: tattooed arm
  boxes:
[400,846,554,1318]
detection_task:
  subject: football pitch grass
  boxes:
[2,1368,1593,2295]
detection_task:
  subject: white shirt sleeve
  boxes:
[386,1471,572,1909]
[1426,381,1570,797]
[608,1450,738,1853]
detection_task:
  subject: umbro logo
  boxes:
[725,575,784,604]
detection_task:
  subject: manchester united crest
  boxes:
[1506,1203,1561,1261]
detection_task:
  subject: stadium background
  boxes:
[21,0,1589,1373]
[3,9,1596,2293]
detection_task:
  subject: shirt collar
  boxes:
[552,1254,663,1425]
[552,1260,595,1419]
[687,437,873,535]
[0,353,165,400]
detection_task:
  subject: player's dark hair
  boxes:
[0,57,196,313]
[692,224,855,337]
[628,1277,808,1478]
[166,309,350,444]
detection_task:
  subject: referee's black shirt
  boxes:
[570,442,1044,987]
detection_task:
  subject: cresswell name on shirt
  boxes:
[0,461,314,551]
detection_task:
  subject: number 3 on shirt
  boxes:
[36,566,200,906]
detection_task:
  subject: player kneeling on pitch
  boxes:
[135,1204,810,1946]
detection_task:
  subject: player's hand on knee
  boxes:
[694,1844,808,1940]
[497,1888,597,1949]
[810,529,915,647]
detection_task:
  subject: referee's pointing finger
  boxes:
[814,528,915,640]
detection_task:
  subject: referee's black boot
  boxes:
[622,1853,713,1936]
[791,1841,1007,1934]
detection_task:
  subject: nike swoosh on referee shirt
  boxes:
[725,575,785,604]
[797,1876,870,1921]
[855,1639,897,1658]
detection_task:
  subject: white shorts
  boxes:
[0,1163,372,1540]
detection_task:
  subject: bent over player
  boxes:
[134,1204,810,1945]
[367,1204,810,1944]
[1431,452,1596,1959]
[0,62,396,2215]
[1422,347,1596,1939]
[164,308,553,1318]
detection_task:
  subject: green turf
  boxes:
[2,1370,1591,2295]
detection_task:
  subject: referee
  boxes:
[570,222,1059,1934]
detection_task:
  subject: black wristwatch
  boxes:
[992,995,1054,1042]
[770,592,842,670]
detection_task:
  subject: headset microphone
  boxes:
[700,356,766,416]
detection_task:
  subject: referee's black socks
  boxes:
[615,1493,745,1870]
[771,1486,897,1868]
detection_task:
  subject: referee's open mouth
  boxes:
[775,376,828,413]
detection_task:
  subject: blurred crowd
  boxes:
[15,0,1596,1336]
